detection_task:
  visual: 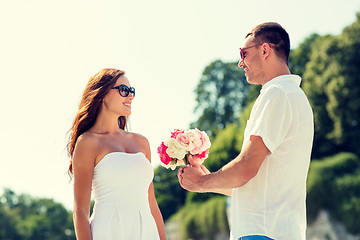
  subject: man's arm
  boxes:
[178,135,269,194]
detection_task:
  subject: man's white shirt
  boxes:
[230,75,314,240]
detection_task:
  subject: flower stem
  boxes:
[184,153,190,165]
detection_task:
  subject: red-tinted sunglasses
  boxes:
[239,43,274,61]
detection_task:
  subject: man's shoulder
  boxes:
[259,84,287,101]
[263,74,301,92]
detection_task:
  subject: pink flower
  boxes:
[188,129,211,155]
[196,149,209,159]
[157,142,172,165]
[171,129,185,139]
[175,131,194,151]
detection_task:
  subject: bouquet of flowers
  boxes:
[157,128,211,170]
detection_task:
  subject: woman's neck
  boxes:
[89,112,121,134]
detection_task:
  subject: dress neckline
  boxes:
[95,152,146,169]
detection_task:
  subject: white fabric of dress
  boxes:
[90,152,160,240]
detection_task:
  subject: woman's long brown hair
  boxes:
[67,68,126,178]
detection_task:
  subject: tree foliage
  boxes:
[173,196,229,240]
[191,60,252,136]
[0,189,75,240]
[301,13,360,158]
[153,167,187,221]
[289,33,320,77]
[306,152,360,234]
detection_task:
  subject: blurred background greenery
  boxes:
[1,11,359,240]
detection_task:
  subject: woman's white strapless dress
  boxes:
[89,152,160,240]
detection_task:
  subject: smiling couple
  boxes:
[68,22,313,240]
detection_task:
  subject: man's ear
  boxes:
[262,43,271,58]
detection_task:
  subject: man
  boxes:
[178,22,314,240]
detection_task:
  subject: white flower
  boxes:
[164,138,187,160]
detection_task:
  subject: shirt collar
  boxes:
[262,74,302,90]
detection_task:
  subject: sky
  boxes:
[0,0,359,210]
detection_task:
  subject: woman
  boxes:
[67,69,166,240]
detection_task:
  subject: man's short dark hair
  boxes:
[246,22,290,65]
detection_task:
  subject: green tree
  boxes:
[191,60,251,136]
[204,122,242,173]
[327,13,360,156]
[0,202,22,240]
[153,167,187,221]
[302,13,360,158]
[306,152,360,234]
[0,189,75,240]
[174,196,229,240]
[289,33,320,78]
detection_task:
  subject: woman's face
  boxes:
[103,75,135,116]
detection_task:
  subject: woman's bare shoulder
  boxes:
[76,132,101,149]
[72,132,101,165]
[131,132,149,144]
[129,132,151,160]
